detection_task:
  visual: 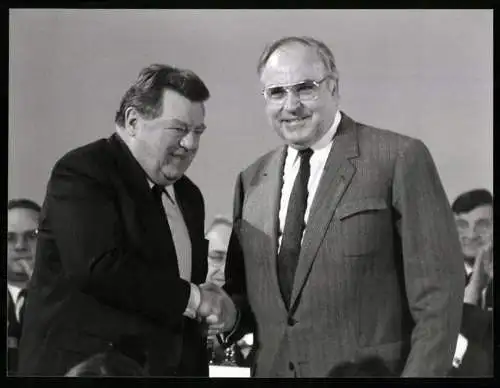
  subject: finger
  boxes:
[206,314,220,324]
[207,322,225,330]
[18,259,33,276]
[208,327,224,336]
[200,282,220,292]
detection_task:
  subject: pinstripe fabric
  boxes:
[225,112,464,377]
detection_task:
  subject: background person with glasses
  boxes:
[7,198,41,375]
[211,36,464,377]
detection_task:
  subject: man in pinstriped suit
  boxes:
[212,36,464,377]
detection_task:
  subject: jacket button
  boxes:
[288,362,295,371]
[287,317,297,326]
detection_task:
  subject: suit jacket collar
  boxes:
[106,133,206,284]
[243,112,360,314]
[107,133,154,200]
[289,112,359,311]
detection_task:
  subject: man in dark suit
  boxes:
[448,190,493,376]
[210,36,464,377]
[7,198,41,375]
[451,242,493,376]
[18,64,223,376]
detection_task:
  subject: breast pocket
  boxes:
[336,198,389,257]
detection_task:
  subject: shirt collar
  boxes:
[7,283,22,303]
[147,179,176,204]
[287,110,341,161]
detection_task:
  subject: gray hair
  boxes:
[256,36,339,93]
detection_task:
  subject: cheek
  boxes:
[265,106,280,121]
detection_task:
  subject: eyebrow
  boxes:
[7,229,38,235]
[266,79,316,88]
[166,119,206,130]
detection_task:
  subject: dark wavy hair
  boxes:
[65,350,147,377]
[451,189,493,215]
[115,64,210,128]
[8,198,41,213]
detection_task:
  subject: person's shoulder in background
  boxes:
[65,349,148,377]
[327,355,395,377]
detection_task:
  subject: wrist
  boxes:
[191,283,202,318]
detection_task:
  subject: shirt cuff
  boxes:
[452,333,468,368]
[183,283,201,320]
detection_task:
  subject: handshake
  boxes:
[196,283,238,337]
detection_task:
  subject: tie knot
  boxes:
[152,184,165,198]
[298,148,313,161]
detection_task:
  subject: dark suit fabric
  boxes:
[18,133,208,376]
[449,303,493,377]
[224,113,464,377]
[7,290,21,375]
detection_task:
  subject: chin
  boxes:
[279,128,315,145]
[462,248,478,258]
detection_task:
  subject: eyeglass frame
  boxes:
[261,74,334,103]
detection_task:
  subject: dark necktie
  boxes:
[277,148,313,309]
[151,183,173,236]
[17,288,27,325]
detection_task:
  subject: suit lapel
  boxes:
[106,134,177,266]
[244,146,288,312]
[289,114,359,310]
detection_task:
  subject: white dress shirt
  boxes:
[148,181,200,319]
[7,283,25,322]
[278,110,342,250]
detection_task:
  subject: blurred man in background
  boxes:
[206,216,232,287]
[450,189,493,377]
[205,216,256,368]
[451,189,493,282]
[7,198,41,374]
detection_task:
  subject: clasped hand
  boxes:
[197,282,237,337]
[464,242,493,305]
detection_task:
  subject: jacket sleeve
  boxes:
[392,139,465,376]
[223,172,257,343]
[45,154,191,326]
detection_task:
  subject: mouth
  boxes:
[12,256,32,262]
[280,116,311,125]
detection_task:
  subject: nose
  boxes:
[179,131,199,151]
[14,236,29,251]
[461,226,477,240]
[282,90,302,111]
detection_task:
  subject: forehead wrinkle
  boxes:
[261,46,328,86]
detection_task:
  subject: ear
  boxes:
[124,107,140,137]
[326,77,337,97]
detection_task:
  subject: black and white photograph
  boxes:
[8,9,492,378]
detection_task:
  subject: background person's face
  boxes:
[260,43,339,149]
[7,207,39,284]
[206,223,232,287]
[454,205,493,258]
[130,89,206,186]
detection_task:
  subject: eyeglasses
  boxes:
[262,75,332,103]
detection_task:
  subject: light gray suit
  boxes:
[224,112,464,377]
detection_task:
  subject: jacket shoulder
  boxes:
[56,138,110,165]
[240,147,282,180]
[50,137,112,183]
[356,121,418,149]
